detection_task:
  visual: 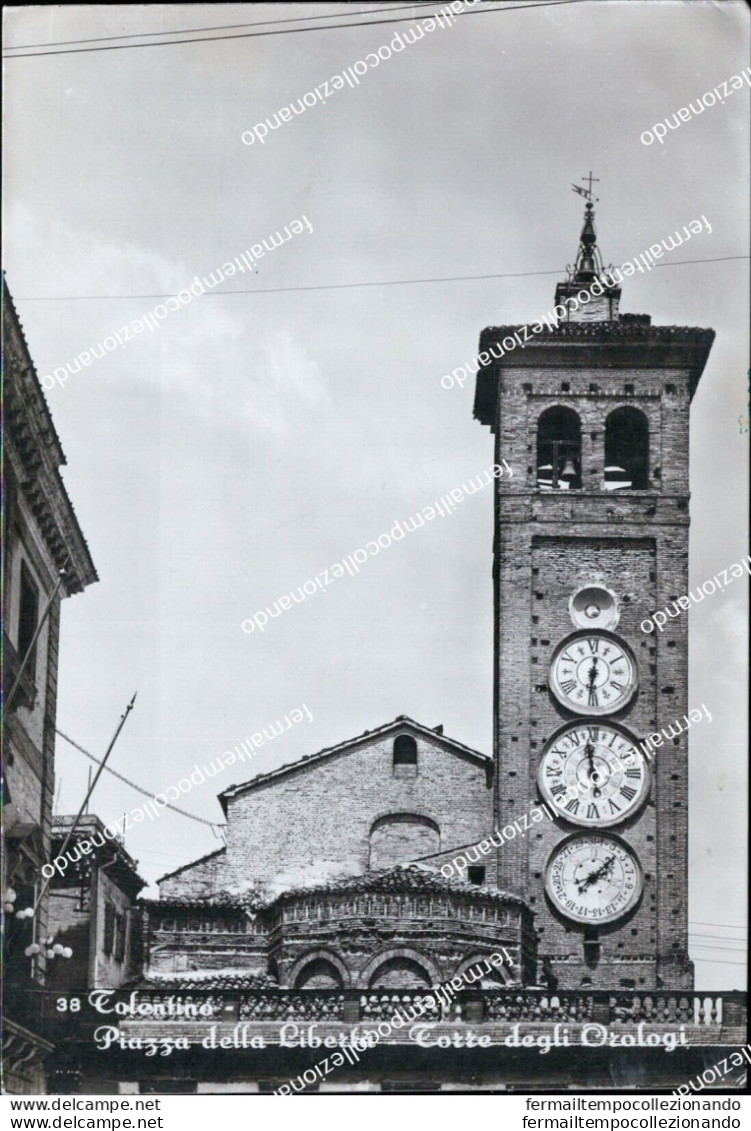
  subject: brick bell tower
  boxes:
[473,183,714,991]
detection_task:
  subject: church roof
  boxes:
[137,969,277,990]
[218,715,490,810]
[155,847,226,885]
[275,863,529,909]
[143,884,260,912]
[148,864,530,914]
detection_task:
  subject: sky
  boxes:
[3,0,748,989]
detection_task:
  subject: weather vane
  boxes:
[572,171,600,204]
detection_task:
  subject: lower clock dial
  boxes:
[545,834,643,925]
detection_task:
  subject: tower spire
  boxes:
[573,202,600,282]
[555,176,620,323]
[570,173,602,282]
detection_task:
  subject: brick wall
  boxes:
[162,728,493,900]
[370,815,440,869]
[159,851,229,900]
[523,535,658,987]
[92,870,135,989]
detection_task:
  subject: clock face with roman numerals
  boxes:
[549,632,637,716]
[545,834,643,925]
[538,723,650,827]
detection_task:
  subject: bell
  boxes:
[578,252,597,277]
[561,458,577,479]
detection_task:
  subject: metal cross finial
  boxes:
[582,171,599,197]
[572,172,600,203]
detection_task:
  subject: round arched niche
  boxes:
[360,947,442,990]
[369,813,440,870]
[288,949,350,990]
[368,957,433,990]
[294,958,344,990]
[454,954,514,988]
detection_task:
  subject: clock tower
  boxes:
[473,189,714,991]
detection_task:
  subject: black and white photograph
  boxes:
[2,0,749,1110]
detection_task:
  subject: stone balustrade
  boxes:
[104,987,743,1029]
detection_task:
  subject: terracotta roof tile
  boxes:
[276,864,530,909]
[144,865,530,914]
[137,969,277,990]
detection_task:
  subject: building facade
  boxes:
[46,816,146,994]
[147,717,531,990]
[160,717,496,900]
[2,280,98,1093]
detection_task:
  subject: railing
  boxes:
[481,992,734,1026]
[11,987,744,1035]
[96,987,745,1027]
[238,992,346,1021]
[5,986,744,1071]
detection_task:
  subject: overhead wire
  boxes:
[3,0,584,58]
[690,921,747,931]
[690,945,747,954]
[692,960,747,967]
[5,3,437,50]
[691,934,747,940]
[15,256,750,303]
[55,727,223,831]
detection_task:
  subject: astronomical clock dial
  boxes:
[545,835,643,925]
[549,632,637,715]
[538,723,650,827]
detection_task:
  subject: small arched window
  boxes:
[393,735,417,767]
[537,406,582,490]
[604,407,649,490]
